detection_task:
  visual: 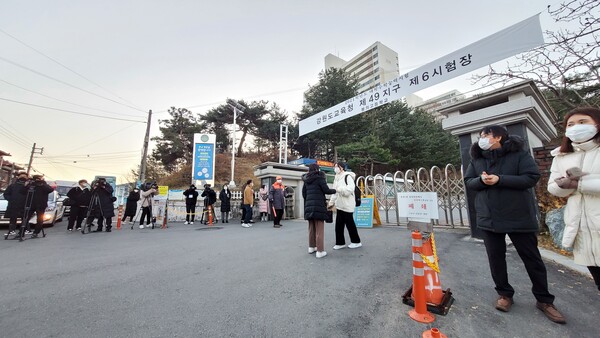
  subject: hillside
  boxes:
[157,152,267,189]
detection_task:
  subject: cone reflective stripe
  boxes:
[422,327,447,338]
[409,231,435,324]
[208,205,213,225]
[421,236,444,304]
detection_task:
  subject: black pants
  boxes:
[186,204,196,222]
[273,208,284,225]
[588,266,600,290]
[68,205,87,230]
[140,206,152,225]
[8,216,20,232]
[335,210,361,245]
[243,205,252,223]
[122,215,134,222]
[86,214,111,229]
[481,230,555,304]
[23,209,44,234]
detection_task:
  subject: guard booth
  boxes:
[440,80,558,238]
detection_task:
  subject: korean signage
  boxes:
[354,197,375,228]
[397,192,439,220]
[192,133,216,186]
[299,14,543,136]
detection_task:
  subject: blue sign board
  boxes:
[354,197,374,228]
[193,143,214,180]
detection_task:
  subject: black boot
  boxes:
[105,226,112,232]
[94,227,103,232]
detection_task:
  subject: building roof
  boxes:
[0,149,11,157]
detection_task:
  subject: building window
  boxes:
[372,46,378,51]
[374,75,380,80]
[373,53,378,58]
[373,60,379,66]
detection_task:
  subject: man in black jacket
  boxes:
[464,125,565,324]
[85,177,115,232]
[25,175,54,237]
[66,179,91,231]
[183,184,198,224]
[3,172,29,237]
[201,184,217,224]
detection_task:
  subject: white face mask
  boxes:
[334,167,341,174]
[276,179,282,184]
[224,186,228,190]
[565,124,598,143]
[478,137,495,150]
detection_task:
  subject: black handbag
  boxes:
[325,210,333,223]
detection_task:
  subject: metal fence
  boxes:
[356,164,468,228]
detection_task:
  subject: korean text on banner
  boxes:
[397,192,439,220]
[299,14,543,136]
[192,133,216,186]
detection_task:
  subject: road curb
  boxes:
[539,247,592,277]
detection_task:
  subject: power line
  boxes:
[0,78,143,118]
[154,86,309,114]
[0,97,146,123]
[0,27,147,113]
[0,55,146,113]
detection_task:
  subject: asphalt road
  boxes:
[1,219,598,338]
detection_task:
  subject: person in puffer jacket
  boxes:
[547,106,600,292]
[465,125,565,324]
[328,162,362,250]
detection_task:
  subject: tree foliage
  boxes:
[151,107,202,173]
[473,0,600,119]
[200,100,288,156]
[293,68,362,160]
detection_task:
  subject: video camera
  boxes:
[93,178,108,189]
[141,181,158,192]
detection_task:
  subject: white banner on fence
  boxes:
[397,192,439,220]
[298,14,543,136]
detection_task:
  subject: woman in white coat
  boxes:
[548,106,600,291]
[328,162,362,250]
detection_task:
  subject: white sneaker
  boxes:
[316,251,327,258]
[25,230,33,235]
[308,247,317,254]
[333,245,346,250]
[190,221,194,225]
[184,221,189,225]
[241,223,250,228]
[247,223,253,227]
[5,231,16,236]
[348,243,362,249]
[139,225,145,229]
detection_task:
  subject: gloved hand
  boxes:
[554,176,578,189]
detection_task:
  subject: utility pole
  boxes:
[226,99,246,188]
[26,142,44,176]
[139,109,152,183]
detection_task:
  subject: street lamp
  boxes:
[226,99,246,188]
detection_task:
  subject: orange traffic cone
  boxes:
[421,235,444,305]
[408,231,435,324]
[116,205,123,230]
[422,327,447,338]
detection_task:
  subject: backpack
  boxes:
[344,174,362,207]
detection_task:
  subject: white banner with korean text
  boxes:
[299,14,544,136]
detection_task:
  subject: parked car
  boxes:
[0,191,65,226]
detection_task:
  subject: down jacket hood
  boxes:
[302,170,327,183]
[470,135,525,160]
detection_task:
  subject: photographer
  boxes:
[138,182,158,229]
[67,179,91,231]
[25,175,54,237]
[3,172,28,237]
[86,177,115,232]
[183,184,198,224]
[200,183,217,225]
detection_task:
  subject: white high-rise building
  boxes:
[325,41,399,93]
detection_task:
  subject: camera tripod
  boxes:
[4,184,46,241]
[82,190,105,234]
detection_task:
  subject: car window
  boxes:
[0,193,4,200]
[48,193,55,202]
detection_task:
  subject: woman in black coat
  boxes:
[219,184,232,223]
[302,163,336,258]
[122,188,140,223]
[464,125,564,323]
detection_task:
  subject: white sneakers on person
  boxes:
[241,223,250,228]
[348,243,362,249]
[24,230,33,235]
[333,244,346,250]
[308,247,317,254]
[190,221,194,225]
[139,225,145,229]
[316,251,327,258]
[5,230,16,236]
[184,221,189,225]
